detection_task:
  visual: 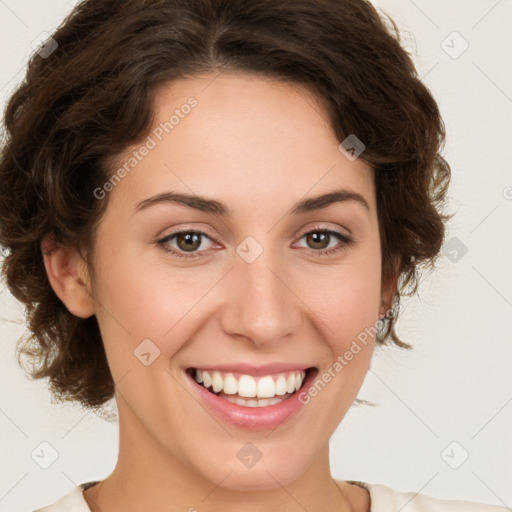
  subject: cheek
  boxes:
[304,255,382,349]
[328,279,381,350]
[91,243,221,364]
[291,268,380,445]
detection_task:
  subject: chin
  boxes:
[212,468,304,492]
[196,449,310,492]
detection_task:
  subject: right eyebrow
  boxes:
[290,189,370,215]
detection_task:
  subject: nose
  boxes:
[218,251,302,348]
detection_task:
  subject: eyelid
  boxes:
[156,223,350,244]
[156,224,221,246]
[156,223,355,259]
[155,225,220,260]
[295,222,351,240]
[291,224,354,255]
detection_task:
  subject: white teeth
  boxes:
[223,395,289,407]
[286,374,296,394]
[257,376,276,398]
[202,371,212,389]
[294,373,302,392]
[211,371,223,393]
[238,375,257,397]
[193,368,308,400]
[275,375,287,395]
[223,373,238,395]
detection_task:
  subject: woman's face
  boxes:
[87,73,394,490]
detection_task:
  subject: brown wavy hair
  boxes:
[0,0,452,412]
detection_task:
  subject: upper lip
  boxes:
[187,363,315,377]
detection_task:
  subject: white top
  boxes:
[33,480,508,511]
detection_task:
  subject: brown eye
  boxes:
[296,228,354,257]
[158,230,214,258]
[175,232,203,252]
[305,231,331,250]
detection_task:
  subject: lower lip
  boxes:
[186,368,318,431]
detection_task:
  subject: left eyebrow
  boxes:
[290,189,370,215]
[134,188,370,216]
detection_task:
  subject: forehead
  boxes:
[107,72,375,219]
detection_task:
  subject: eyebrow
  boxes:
[134,188,370,216]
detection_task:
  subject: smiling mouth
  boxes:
[186,367,316,408]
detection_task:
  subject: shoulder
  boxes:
[32,481,98,512]
[345,480,508,512]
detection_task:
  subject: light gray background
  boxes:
[0,1,511,510]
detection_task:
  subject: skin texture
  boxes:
[43,73,398,511]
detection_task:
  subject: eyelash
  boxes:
[156,226,354,260]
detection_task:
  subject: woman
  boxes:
[0,0,506,510]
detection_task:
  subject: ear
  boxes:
[41,234,95,318]
[379,254,401,317]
